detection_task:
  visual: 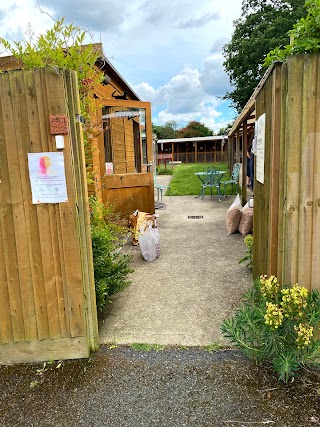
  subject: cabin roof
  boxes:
[0,42,141,101]
[93,43,140,101]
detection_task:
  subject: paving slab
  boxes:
[99,176,252,346]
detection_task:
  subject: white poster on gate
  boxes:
[256,113,266,184]
[28,152,68,204]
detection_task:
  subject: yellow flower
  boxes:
[260,275,280,300]
[281,285,308,320]
[294,323,313,348]
[265,302,284,329]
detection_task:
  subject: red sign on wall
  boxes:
[49,115,69,135]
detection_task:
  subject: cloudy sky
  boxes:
[0,0,243,132]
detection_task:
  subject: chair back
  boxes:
[205,170,222,185]
[231,163,241,181]
[207,166,217,174]
[154,172,159,184]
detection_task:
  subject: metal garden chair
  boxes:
[154,172,172,202]
[221,163,241,197]
[201,170,222,201]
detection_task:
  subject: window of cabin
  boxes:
[102,106,113,163]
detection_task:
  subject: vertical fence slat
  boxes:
[282,56,304,286]
[64,70,99,350]
[0,72,27,342]
[268,65,282,275]
[277,62,289,285]
[296,56,317,289]
[311,57,320,291]
[0,95,14,342]
[253,78,269,277]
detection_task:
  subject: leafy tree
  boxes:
[152,121,178,139]
[215,123,234,136]
[223,0,306,111]
[264,0,320,66]
[177,121,213,138]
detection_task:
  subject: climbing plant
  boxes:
[264,0,320,67]
[0,18,104,183]
[0,18,133,314]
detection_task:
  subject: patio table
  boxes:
[194,171,226,199]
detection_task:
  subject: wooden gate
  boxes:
[95,99,155,217]
[0,67,99,364]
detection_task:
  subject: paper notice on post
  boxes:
[256,113,266,184]
[28,152,68,204]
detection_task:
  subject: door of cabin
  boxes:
[96,100,155,217]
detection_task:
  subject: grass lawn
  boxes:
[166,163,238,196]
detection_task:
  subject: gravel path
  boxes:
[1,347,319,427]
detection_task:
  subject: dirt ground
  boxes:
[0,347,320,427]
[1,181,320,426]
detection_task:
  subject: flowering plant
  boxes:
[221,275,320,382]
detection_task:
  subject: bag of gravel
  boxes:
[226,194,242,235]
[238,202,253,236]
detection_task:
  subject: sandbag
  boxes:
[239,202,253,236]
[226,194,242,235]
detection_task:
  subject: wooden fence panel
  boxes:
[253,55,320,292]
[253,64,282,279]
[0,68,98,363]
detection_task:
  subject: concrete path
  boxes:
[99,176,252,346]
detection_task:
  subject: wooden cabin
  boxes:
[0,43,155,217]
[157,135,228,165]
[89,45,154,216]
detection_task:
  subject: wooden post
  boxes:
[242,120,248,205]
[267,64,282,276]
[235,131,240,163]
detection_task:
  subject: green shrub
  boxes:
[221,275,320,383]
[156,166,173,175]
[90,197,133,312]
[239,234,253,270]
[264,0,320,67]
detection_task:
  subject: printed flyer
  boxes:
[28,152,68,204]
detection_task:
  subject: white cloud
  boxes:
[133,65,228,131]
[177,11,220,29]
[199,54,231,97]
[0,0,243,131]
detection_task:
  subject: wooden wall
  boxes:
[0,68,99,363]
[109,108,136,174]
[253,55,320,292]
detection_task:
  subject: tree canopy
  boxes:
[177,121,213,138]
[223,0,306,112]
[264,0,320,66]
[152,121,178,139]
[153,120,213,139]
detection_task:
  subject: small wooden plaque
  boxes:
[49,115,69,135]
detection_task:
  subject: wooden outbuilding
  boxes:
[157,135,228,165]
[0,43,155,217]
